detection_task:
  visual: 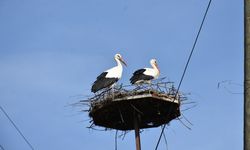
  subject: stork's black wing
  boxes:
[130,69,153,84]
[91,72,118,93]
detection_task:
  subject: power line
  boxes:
[161,126,168,150]
[154,0,212,149]
[0,106,35,150]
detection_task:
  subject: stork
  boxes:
[91,54,127,93]
[130,59,160,84]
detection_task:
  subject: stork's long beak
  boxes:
[120,58,127,66]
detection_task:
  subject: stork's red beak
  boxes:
[120,58,127,66]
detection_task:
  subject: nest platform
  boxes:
[89,89,180,131]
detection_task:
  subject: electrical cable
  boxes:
[0,106,35,150]
[154,0,212,149]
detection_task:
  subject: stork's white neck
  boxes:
[115,58,123,68]
[151,63,160,76]
[112,57,123,79]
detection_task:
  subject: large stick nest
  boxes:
[80,80,187,131]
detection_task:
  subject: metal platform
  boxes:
[89,90,180,131]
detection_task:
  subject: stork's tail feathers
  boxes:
[91,82,101,93]
[130,75,139,84]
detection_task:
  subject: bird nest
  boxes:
[80,80,187,131]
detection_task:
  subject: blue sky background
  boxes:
[0,0,243,150]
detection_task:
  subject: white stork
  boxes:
[130,59,160,84]
[91,54,127,93]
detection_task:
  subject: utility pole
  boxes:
[134,112,141,150]
[245,0,250,150]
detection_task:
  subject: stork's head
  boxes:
[115,53,127,66]
[150,59,160,72]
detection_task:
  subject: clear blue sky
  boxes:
[0,0,243,150]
